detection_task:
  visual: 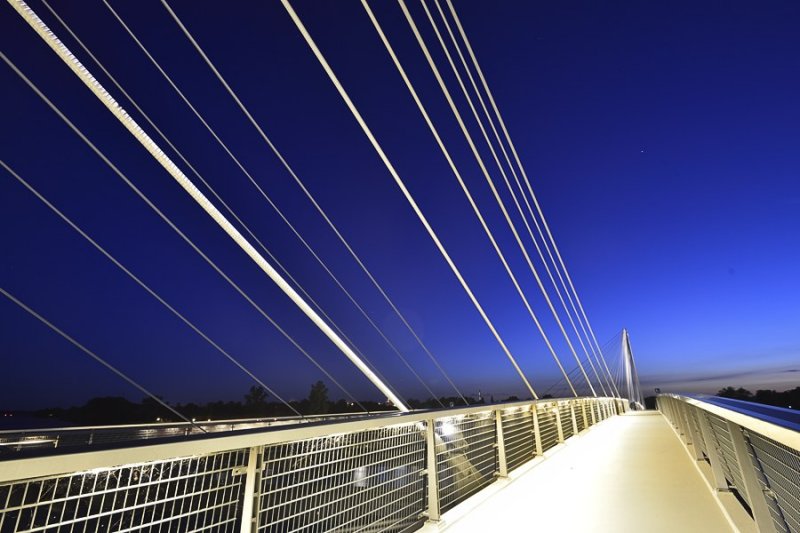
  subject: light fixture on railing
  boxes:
[440,421,457,437]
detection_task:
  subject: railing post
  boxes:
[669,398,681,430]
[569,402,579,436]
[239,445,262,533]
[680,403,696,447]
[696,409,730,491]
[667,398,682,435]
[677,402,695,449]
[680,404,705,461]
[425,419,441,523]
[664,397,677,428]
[673,401,690,440]
[589,399,597,426]
[532,404,543,456]
[495,409,508,478]
[726,421,776,533]
[554,405,565,443]
[580,400,588,431]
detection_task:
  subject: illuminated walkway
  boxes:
[439,411,738,533]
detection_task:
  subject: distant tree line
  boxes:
[716,386,799,408]
[32,381,356,425]
[27,381,535,426]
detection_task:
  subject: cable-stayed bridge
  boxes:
[1,0,798,531]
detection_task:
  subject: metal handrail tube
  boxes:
[0,410,396,444]
[660,394,799,451]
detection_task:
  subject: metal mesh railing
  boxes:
[257,422,425,533]
[595,402,604,422]
[748,431,800,533]
[706,412,747,500]
[501,406,534,471]
[435,410,497,513]
[0,397,622,532]
[575,403,587,433]
[658,394,799,533]
[0,450,247,533]
[684,405,706,456]
[558,403,575,441]
[695,409,732,490]
[537,405,560,452]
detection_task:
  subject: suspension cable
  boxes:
[280,0,539,399]
[542,360,590,398]
[0,44,375,411]
[443,0,620,397]
[430,0,611,397]
[2,160,303,417]
[362,0,576,397]
[158,0,465,406]
[440,0,615,396]
[403,0,595,396]
[0,287,202,430]
[38,0,410,409]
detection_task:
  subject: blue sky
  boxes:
[1,0,798,410]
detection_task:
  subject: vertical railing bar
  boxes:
[682,405,705,461]
[580,401,588,431]
[424,419,440,523]
[532,404,543,456]
[669,398,684,437]
[678,402,695,447]
[726,420,778,533]
[569,402,579,436]
[696,409,730,491]
[495,410,508,478]
[238,447,259,532]
[554,405,565,443]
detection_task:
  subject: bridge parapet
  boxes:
[658,394,800,533]
[0,397,623,532]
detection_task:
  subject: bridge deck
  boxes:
[438,411,736,533]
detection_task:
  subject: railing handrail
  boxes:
[659,393,799,451]
[0,396,614,483]
[0,409,398,435]
[0,396,591,449]
[686,394,800,429]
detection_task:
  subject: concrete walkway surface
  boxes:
[440,411,735,533]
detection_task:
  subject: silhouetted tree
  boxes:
[79,397,139,424]
[717,387,753,400]
[244,385,269,415]
[308,381,330,414]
